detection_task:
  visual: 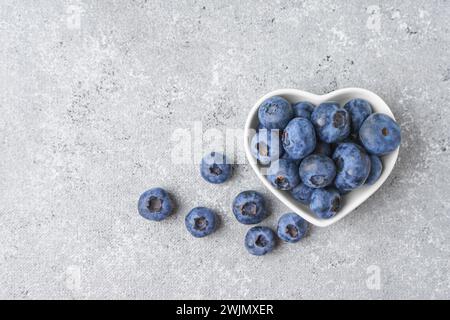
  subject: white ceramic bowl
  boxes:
[244,88,399,227]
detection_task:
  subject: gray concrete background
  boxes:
[1,0,449,299]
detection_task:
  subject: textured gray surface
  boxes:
[1,0,449,300]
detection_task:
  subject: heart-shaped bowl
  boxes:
[244,88,399,227]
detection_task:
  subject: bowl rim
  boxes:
[244,87,399,227]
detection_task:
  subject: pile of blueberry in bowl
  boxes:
[252,96,401,221]
[138,95,401,256]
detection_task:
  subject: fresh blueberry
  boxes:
[250,129,284,165]
[343,98,373,135]
[290,182,314,205]
[310,188,341,219]
[200,152,232,184]
[267,159,300,190]
[232,191,268,224]
[245,226,276,256]
[258,96,294,130]
[185,207,217,238]
[299,154,336,188]
[282,117,316,160]
[138,187,174,221]
[332,142,371,192]
[311,102,351,143]
[292,101,315,119]
[314,141,332,156]
[359,113,401,155]
[366,155,383,185]
[277,212,308,243]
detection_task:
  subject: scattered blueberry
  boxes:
[282,117,316,160]
[258,96,294,130]
[359,113,401,155]
[250,129,284,165]
[185,207,217,238]
[332,142,371,192]
[314,141,332,156]
[299,154,336,188]
[292,101,315,119]
[290,182,314,205]
[344,98,373,134]
[232,191,268,224]
[268,159,300,190]
[245,226,276,256]
[366,155,383,185]
[200,152,232,184]
[311,102,350,143]
[277,212,308,243]
[310,188,341,219]
[138,187,174,221]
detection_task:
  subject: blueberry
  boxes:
[332,142,371,192]
[299,154,336,188]
[314,141,332,156]
[232,191,268,224]
[366,155,383,185]
[282,117,316,160]
[267,159,300,190]
[258,96,294,130]
[359,113,401,155]
[250,129,284,165]
[138,187,174,221]
[311,102,351,143]
[310,188,341,219]
[290,182,314,205]
[200,152,232,184]
[244,226,276,256]
[292,101,315,119]
[343,98,373,134]
[277,212,308,243]
[185,207,217,238]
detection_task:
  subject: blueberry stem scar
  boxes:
[255,235,268,247]
[209,164,223,176]
[331,198,340,212]
[286,225,298,238]
[147,197,163,212]
[194,217,208,231]
[241,202,257,216]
